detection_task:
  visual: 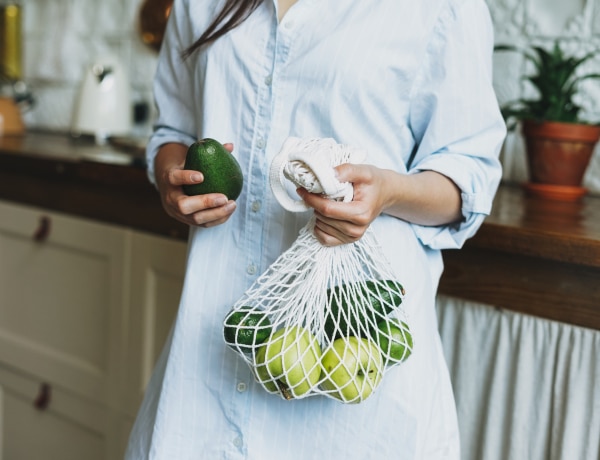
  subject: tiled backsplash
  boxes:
[19,0,157,137]
[14,0,600,193]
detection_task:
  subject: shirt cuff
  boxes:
[408,154,501,249]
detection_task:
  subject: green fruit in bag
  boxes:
[254,326,322,399]
[374,318,413,365]
[223,306,272,352]
[324,279,405,340]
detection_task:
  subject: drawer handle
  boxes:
[33,382,52,410]
[33,216,51,242]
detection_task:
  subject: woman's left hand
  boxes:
[297,162,463,247]
[297,163,390,247]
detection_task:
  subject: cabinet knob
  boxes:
[33,382,52,410]
[33,216,51,242]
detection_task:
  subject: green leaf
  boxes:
[495,40,600,124]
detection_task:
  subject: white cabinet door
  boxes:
[0,200,188,460]
[0,200,128,406]
[121,231,187,418]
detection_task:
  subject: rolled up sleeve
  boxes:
[408,0,506,250]
[145,0,199,186]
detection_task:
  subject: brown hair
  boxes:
[182,0,264,58]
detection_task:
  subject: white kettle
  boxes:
[71,55,132,144]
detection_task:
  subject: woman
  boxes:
[126,0,505,458]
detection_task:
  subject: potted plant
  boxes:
[495,40,600,200]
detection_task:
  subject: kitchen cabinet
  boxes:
[0,199,187,459]
[121,231,187,418]
[0,365,105,460]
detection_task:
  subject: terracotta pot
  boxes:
[522,120,600,186]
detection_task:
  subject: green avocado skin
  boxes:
[182,138,244,200]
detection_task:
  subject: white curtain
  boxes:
[436,295,600,460]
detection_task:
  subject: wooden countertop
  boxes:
[463,184,600,268]
[0,131,189,240]
[2,131,598,329]
[440,184,600,330]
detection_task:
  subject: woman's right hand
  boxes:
[153,142,237,227]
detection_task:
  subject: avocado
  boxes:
[182,138,244,200]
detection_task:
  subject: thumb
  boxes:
[169,169,203,186]
[334,162,359,184]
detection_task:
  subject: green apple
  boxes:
[254,354,278,393]
[254,326,322,399]
[320,336,383,403]
[375,318,413,365]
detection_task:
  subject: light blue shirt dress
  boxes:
[126,0,506,458]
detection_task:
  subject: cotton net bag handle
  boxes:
[269,137,367,212]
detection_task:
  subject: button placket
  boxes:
[243,20,280,282]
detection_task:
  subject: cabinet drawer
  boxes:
[0,364,106,460]
[0,200,127,403]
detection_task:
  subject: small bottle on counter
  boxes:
[0,0,22,81]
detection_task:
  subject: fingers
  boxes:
[296,170,376,245]
[169,201,237,228]
[312,217,358,246]
[167,193,236,227]
[298,188,371,225]
[297,190,367,245]
[191,200,237,228]
[168,168,204,187]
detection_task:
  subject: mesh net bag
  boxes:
[222,137,413,404]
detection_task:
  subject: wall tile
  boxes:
[525,0,589,36]
[487,0,526,40]
[22,84,77,130]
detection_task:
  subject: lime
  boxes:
[375,318,413,365]
[323,279,405,341]
[364,279,405,315]
[324,284,376,340]
[223,306,272,352]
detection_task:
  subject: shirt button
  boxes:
[251,200,261,212]
[256,137,266,148]
[237,382,247,392]
[264,75,272,86]
[247,264,257,275]
[284,20,294,29]
[233,436,243,448]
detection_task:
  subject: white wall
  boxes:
[16,0,600,194]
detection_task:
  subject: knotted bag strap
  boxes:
[269,137,367,212]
